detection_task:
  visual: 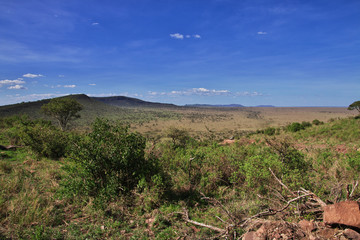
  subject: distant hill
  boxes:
[0,94,182,128]
[185,104,245,108]
[0,94,122,121]
[92,96,177,108]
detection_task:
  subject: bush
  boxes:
[264,127,276,136]
[64,118,149,199]
[301,121,312,128]
[21,120,70,159]
[287,122,304,132]
[312,119,324,125]
[166,127,190,148]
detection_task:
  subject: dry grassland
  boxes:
[132,107,354,138]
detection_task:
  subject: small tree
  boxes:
[41,97,83,131]
[166,127,189,147]
[348,101,360,115]
[65,118,147,197]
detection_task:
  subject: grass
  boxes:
[0,112,360,239]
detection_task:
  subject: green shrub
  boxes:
[21,121,69,159]
[63,118,149,200]
[301,121,312,128]
[264,127,276,136]
[312,119,324,125]
[166,127,190,148]
[287,122,304,132]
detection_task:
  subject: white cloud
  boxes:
[92,22,99,26]
[23,73,43,78]
[7,85,27,90]
[89,83,96,86]
[257,31,267,35]
[0,78,26,89]
[147,88,263,97]
[0,79,25,86]
[235,91,263,96]
[170,33,201,39]
[148,88,231,97]
[64,85,76,88]
[170,33,184,39]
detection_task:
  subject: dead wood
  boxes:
[179,208,226,233]
[0,145,23,150]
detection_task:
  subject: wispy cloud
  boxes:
[8,85,27,90]
[147,88,262,97]
[170,33,184,39]
[89,83,96,86]
[23,73,43,78]
[58,75,65,77]
[92,22,99,26]
[170,33,201,39]
[235,91,263,96]
[0,79,25,86]
[257,31,267,35]
[44,84,76,88]
[0,78,26,89]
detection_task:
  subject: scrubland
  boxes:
[0,107,359,239]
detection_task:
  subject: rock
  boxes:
[299,219,315,233]
[255,224,267,239]
[344,229,360,240]
[219,139,236,145]
[242,231,260,240]
[323,201,360,228]
[316,228,338,239]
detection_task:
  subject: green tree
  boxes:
[65,118,147,197]
[41,97,83,131]
[348,101,360,114]
[166,127,189,147]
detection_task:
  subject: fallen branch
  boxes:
[0,145,23,150]
[200,192,236,224]
[241,193,312,227]
[299,188,326,207]
[269,167,296,197]
[347,181,359,200]
[351,181,359,198]
[180,208,226,233]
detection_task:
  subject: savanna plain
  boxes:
[1,96,360,239]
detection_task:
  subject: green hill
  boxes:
[0,94,181,128]
[93,95,177,108]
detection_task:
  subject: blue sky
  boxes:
[0,0,359,106]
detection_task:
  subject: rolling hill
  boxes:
[0,94,182,128]
[93,96,177,108]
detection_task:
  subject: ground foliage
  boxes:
[0,114,360,239]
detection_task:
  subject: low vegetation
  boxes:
[0,99,360,239]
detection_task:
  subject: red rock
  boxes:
[255,224,267,239]
[344,229,360,240]
[323,201,360,228]
[299,220,315,232]
[242,231,259,240]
